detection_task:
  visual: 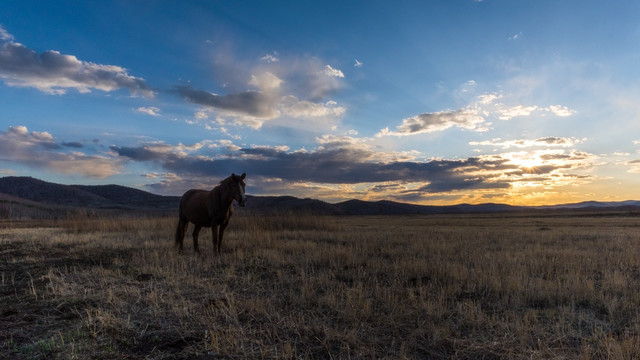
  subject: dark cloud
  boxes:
[114,139,599,199]
[0,26,153,97]
[379,109,486,136]
[110,145,167,162]
[173,85,276,118]
[536,137,571,145]
[62,141,83,148]
[111,144,518,192]
[539,151,591,161]
[419,177,512,193]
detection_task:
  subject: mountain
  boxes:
[541,200,640,209]
[0,176,179,211]
[1,176,639,219]
[244,195,342,215]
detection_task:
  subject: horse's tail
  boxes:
[175,202,188,250]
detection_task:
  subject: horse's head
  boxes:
[230,172,247,207]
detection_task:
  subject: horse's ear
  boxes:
[241,172,246,180]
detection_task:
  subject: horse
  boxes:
[175,172,247,255]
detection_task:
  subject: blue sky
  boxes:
[1,1,639,205]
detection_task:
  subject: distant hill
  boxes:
[538,200,640,209]
[1,176,639,219]
[0,176,179,211]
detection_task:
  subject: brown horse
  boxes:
[175,173,247,255]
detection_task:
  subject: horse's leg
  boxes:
[192,225,201,254]
[217,222,229,255]
[212,224,220,255]
[175,217,188,253]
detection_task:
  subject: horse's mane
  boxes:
[218,175,233,185]
[210,175,233,192]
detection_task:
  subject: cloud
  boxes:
[174,55,348,131]
[249,71,283,90]
[376,90,577,138]
[323,65,344,78]
[0,126,120,178]
[0,25,13,41]
[477,93,503,104]
[136,107,161,116]
[280,96,346,118]
[111,141,514,185]
[509,32,523,40]
[496,105,539,120]
[470,137,586,149]
[315,134,366,148]
[460,80,476,93]
[112,131,599,204]
[627,159,640,173]
[62,141,84,148]
[378,109,486,136]
[495,104,576,120]
[546,105,576,117]
[174,85,277,118]
[259,52,279,63]
[0,26,153,97]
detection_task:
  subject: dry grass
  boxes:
[2,212,640,359]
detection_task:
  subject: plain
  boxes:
[2,212,640,359]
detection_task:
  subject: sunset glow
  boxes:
[0,1,638,206]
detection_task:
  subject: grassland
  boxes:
[2,212,640,359]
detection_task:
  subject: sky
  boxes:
[1,1,639,206]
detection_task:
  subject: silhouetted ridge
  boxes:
[1,176,639,217]
[0,176,178,210]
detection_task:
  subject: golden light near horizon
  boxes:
[509,153,544,172]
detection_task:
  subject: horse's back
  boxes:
[179,189,212,226]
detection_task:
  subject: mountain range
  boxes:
[1,176,639,219]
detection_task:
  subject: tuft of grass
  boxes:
[2,212,640,358]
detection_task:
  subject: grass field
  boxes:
[2,212,640,359]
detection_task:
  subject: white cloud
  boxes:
[0,27,153,97]
[477,93,503,104]
[280,96,345,118]
[0,25,13,41]
[497,105,539,120]
[460,80,476,93]
[494,104,576,120]
[316,134,366,148]
[217,140,241,152]
[470,137,586,149]
[249,71,283,90]
[547,105,576,117]
[379,89,576,137]
[260,52,279,63]
[323,65,344,78]
[136,107,161,116]
[509,32,523,40]
[194,111,208,120]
